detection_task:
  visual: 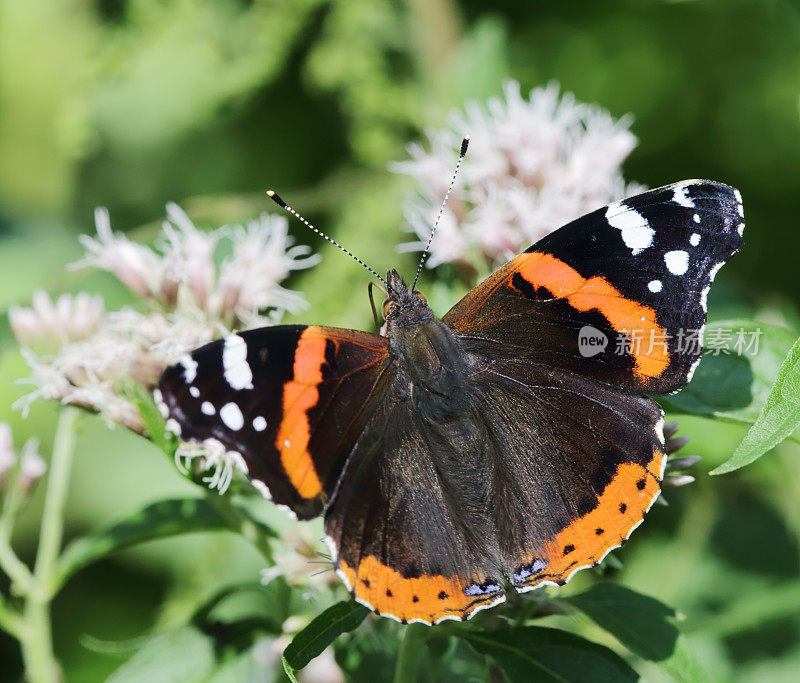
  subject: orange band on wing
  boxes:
[340,555,503,624]
[516,252,669,379]
[276,327,326,499]
[516,446,665,590]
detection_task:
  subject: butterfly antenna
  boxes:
[411,135,469,291]
[267,190,388,287]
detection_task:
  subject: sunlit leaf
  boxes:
[711,334,800,473]
[192,578,291,635]
[661,320,795,425]
[53,498,230,590]
[106,626,215,682]
[282,601,369,677]
[461,626,638,682]
[565,585,705,681]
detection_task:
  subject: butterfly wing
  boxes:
[444,180,744,394]
[467,356,666,591]
[322,350,666,623]
[323,385,507,624]
[157,325,393,519]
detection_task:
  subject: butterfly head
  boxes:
[381,269,432,328]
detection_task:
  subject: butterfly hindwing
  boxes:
[444,180,744,394]
[324,385,507,624]
[464,354,666,590]
[157,325,393,519]
[323,344,666,623]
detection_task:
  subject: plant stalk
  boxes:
[0,466,34,591]
[20,406,79,683]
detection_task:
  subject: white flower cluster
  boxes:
[0,423,46,491]
[391,80,643,270]
[11,206,319,433]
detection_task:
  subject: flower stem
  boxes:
[393,622,428,683]
[0,472,33,591]
[0,592,22,638]
[20,406,79,683]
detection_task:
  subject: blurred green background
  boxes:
[1,0,800,680]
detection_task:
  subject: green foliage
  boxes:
[282,601,370,678]
[125,380,178,459]
[661,320,799,436]
[713,335,800,474]
[565,585,706,681]
[462,626,639,682]
[52,498,234,593]
[105,626,216,683]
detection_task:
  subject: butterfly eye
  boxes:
[381,299,395,319]
[415,291,427,303]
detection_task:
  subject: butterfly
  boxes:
[156,173,743,625]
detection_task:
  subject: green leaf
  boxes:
[53,498,229,590]
[106,626,215,682]
[564,585,705,682]
[124,380,178,458]
[282,600,369,676]
[661,320,798,442]
[192,578,291,635]
[461,626,638,682]
[282,658,299,683]
[711,335,800,474]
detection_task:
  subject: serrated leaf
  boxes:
[282,601,369,674]
[565,585,705,682]
[661,321,798,443]
[53,498,229,590]
[712,334,800,473]
[461,626,638,682]
[106,626,215,682]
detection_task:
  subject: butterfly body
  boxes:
[383,270,476,423]
[157,180,744,624]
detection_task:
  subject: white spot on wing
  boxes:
[154,389,169,418]
[201,401,215,415]
[222,334,254,390]
[693,213,700,223]
[700,262,725,312]
[220,402,244,431]
[252,416,267,431]
[189,386,200,398]
[690,233,701,246]
[165,418,181,436]
[648,280,662,293]
[664,250,689,276]
[605,203,654,255]
[672,185,695,208]
[179,354,198,383]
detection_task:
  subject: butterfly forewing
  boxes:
[444,180,744,394]
[158,325,393,519]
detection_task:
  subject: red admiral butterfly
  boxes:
[157,144,743,624]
